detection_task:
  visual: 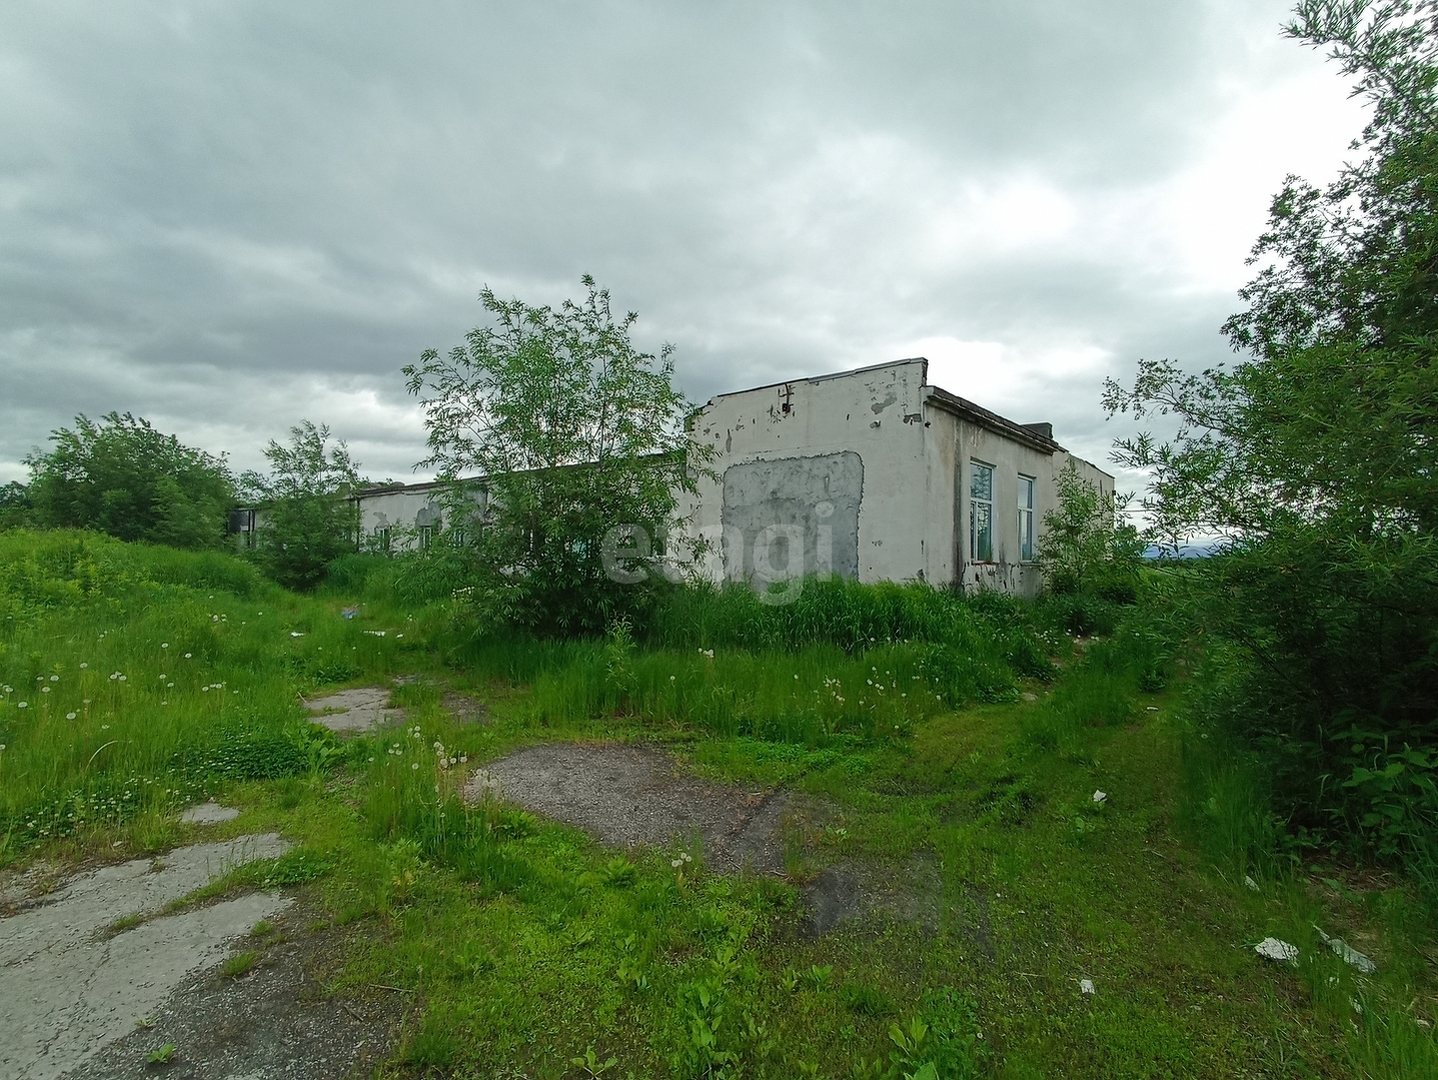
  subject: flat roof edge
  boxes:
[923,386,1065,454]
[705,357,928,406]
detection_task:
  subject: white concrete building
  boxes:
[683,358,1111,597]
[347,357,1113,596]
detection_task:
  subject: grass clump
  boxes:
[219,950,259,979]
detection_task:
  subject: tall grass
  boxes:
[0,530,405,855]
[432,577,1060,745]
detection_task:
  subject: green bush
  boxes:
[25,413,235,549]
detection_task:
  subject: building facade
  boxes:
[345,357,1113,596]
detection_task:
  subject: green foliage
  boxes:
[145,1042,176,1065]
[25,413,235,549]
[644,576,1050,677]
[0,529,401,852]
[361,727,532,894]
[1104,2,1438,874]
[1036,461,1143,604]
[404,275,711,636]
[0,481,32,532]
[243,421,365,591]
[219,950,259,979]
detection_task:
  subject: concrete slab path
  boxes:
[0,835,290,1080]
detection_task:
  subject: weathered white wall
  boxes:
[682,357,1113,596]
[951,421,1058,597]
[356,484,449,550]
[686,359,931,586]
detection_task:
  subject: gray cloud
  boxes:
[1,0,1365,490]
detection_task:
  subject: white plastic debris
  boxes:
[1255,937,1299,963]
[1316,927,1377,974]
[1244,875,1260,892]
[290,631,305,637]
[1092,790,1107,805]
[1079,979,1096,996]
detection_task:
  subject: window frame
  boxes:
[969,459,995,563]
[1017,474,1035,561]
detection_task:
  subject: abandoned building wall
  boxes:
[920,404,960,586]
[688,358,930,586]
[344,358,1117,595]
[1056,451,1115,503]
[954,421,1057,598]
[356,484,450,550]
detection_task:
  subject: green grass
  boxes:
[3,530,1436,1077]
[219,949,260,979]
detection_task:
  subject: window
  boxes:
[419,525,432,549]
[970,461,993,562]
[1018,475,1035,560]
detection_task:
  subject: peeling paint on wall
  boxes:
[721,452,863,585]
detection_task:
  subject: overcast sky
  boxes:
[1,1,1370,491]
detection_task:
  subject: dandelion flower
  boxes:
[101,724,109,730]
[65,712,76,720]
[17,702,26,709]
[184,653,192,659]
[411,762,419,770]
[50,675,59,682]
[161,643,168,649]
[41,686,50,694]
[118,675,126,682]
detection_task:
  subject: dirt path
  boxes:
[0,835,288,1080]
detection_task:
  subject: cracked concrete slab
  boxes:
[68,902,399,1080]
[465,742,789,873]
[0,834,291,1080]
[303,688,401,734]
[180,802,241,826]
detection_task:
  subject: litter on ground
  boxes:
[1316,927,1377,974]
[1255,937,1299,963]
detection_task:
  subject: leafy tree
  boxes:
[1104,1,1438,864]
[403,276,708,635]
[243,421,364,591]
[0,482,32,532]
[1036,461,1144,602]
[25,412,235,549]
